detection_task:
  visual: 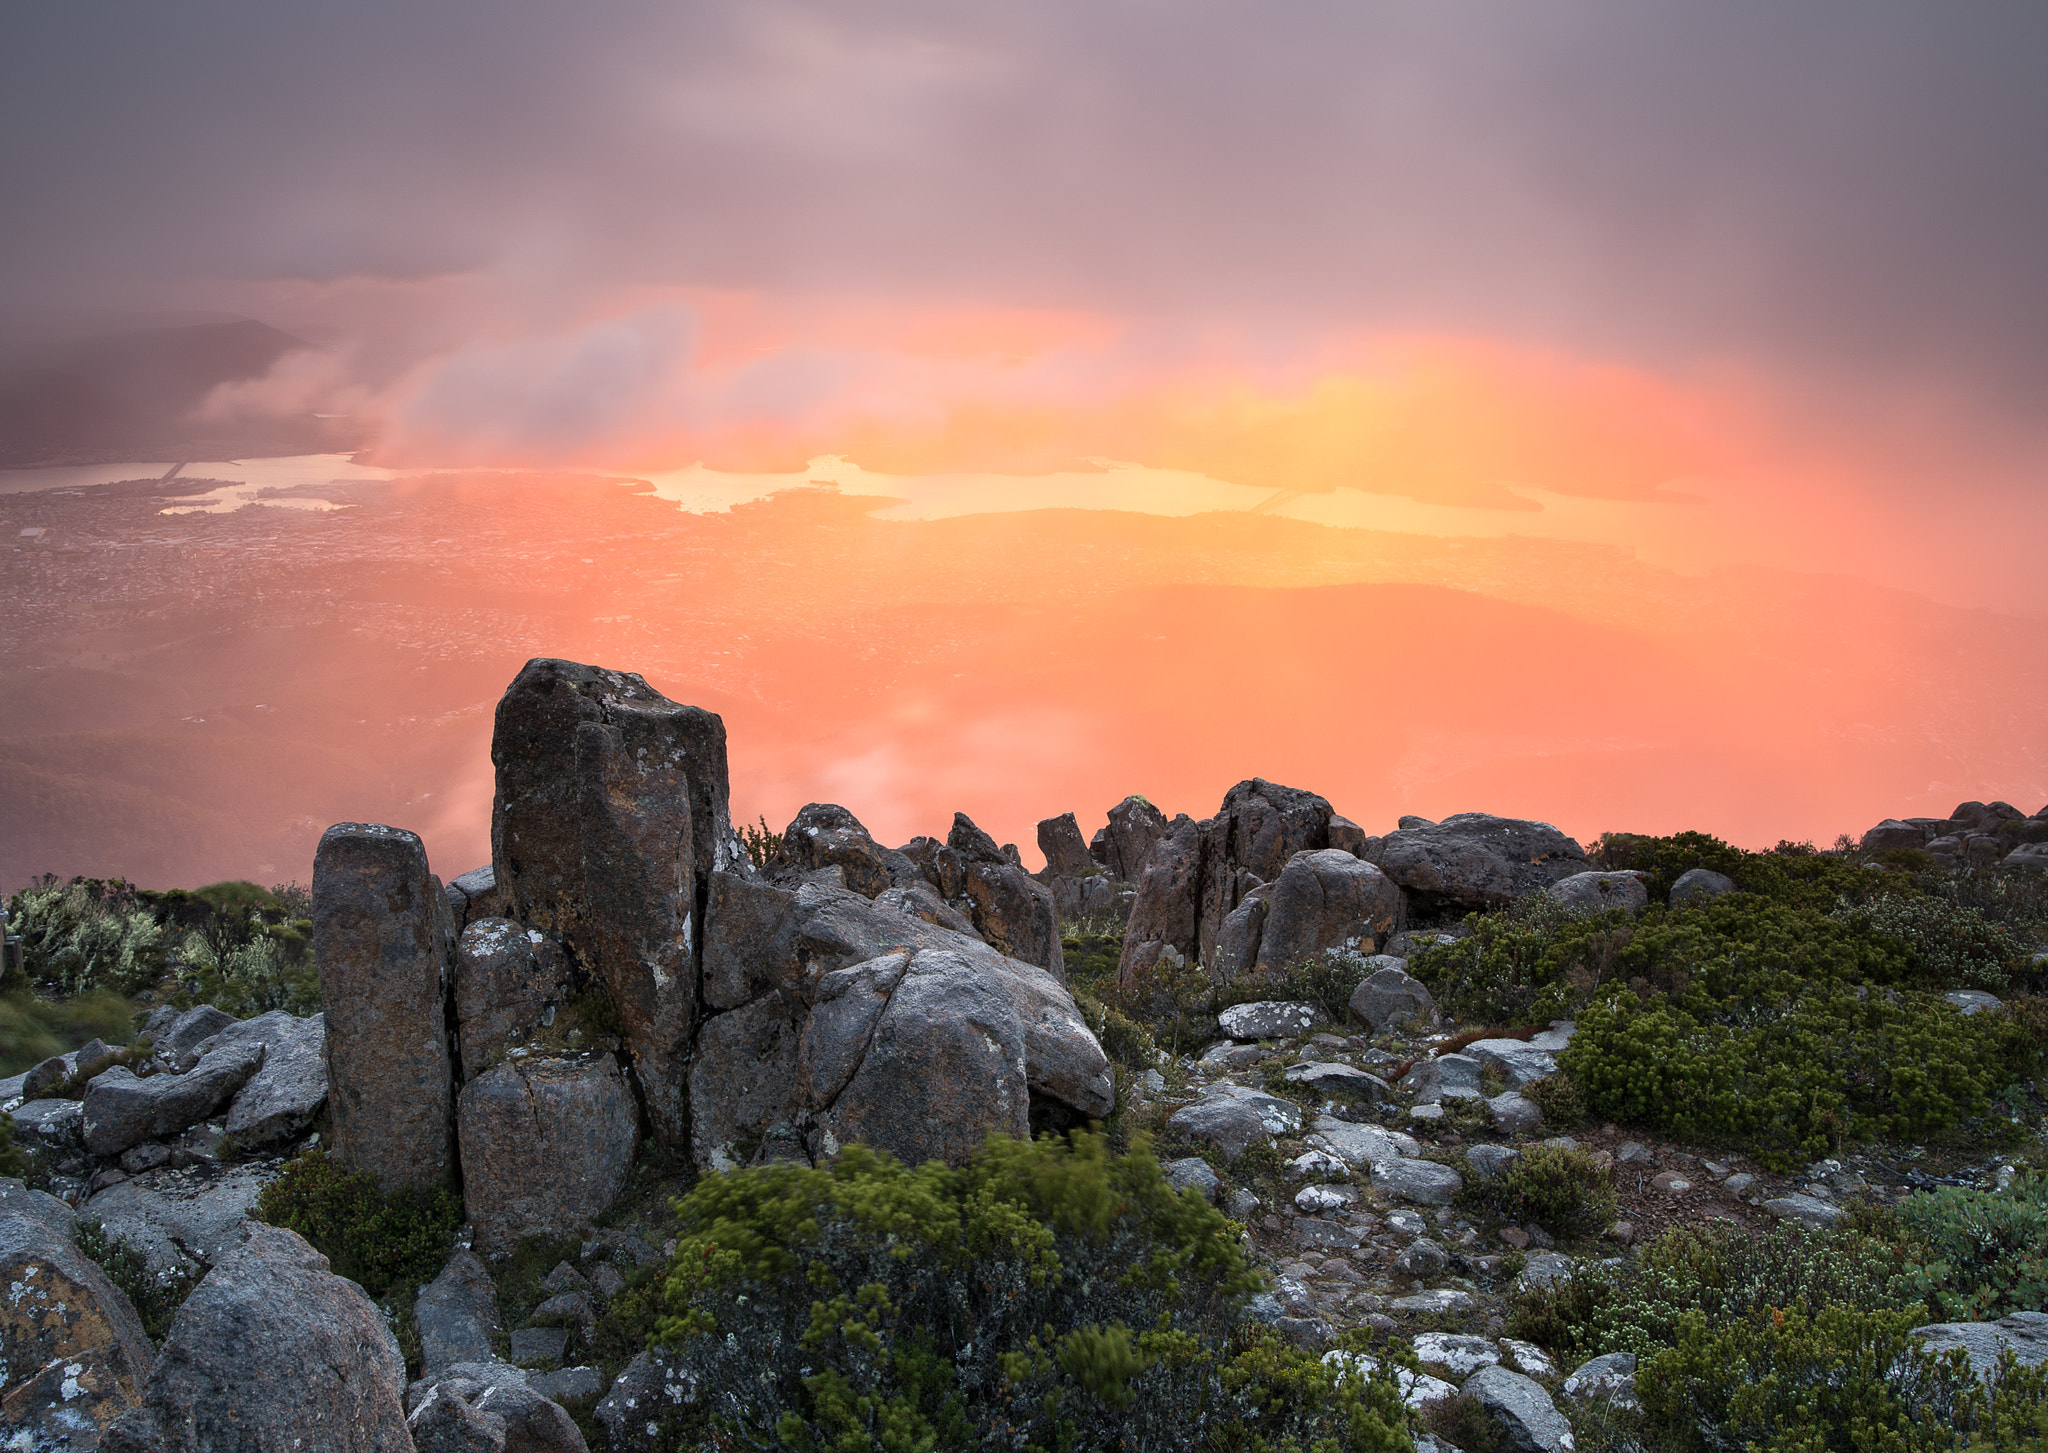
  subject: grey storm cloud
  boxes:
[7,1,2048,408]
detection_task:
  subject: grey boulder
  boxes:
[156,1006,238,1074]
[1461,1038,1557,1088]
[1463,1365,1577,1453]
[457,1053,639,1256]
[1763,1194,1845,1229]
[417,1249,504,1379]
[1350,962,1437,1032]
[1399,1053,1484,1104]
[1369,1158,1464,1206]
[1371,814,1587,913]
[81,1044,265,1158]
[82,1161,283,1282]
[1562,1351,1640,1410]
[1670,867,1739,907]
[1252,850,1404,970]
[193,1010,328,1146]
[1283,1062,1389,1104]
[454,919,570,1078]
[596,1350,698,1451]
[1166,1085,1301,1163]
[1217,1000,1321,1041]
[1545,870,1649,916]
[1910,1312,2048,1383]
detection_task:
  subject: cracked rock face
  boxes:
[1369,813,1587,914]
[0,1208,155,1435]
[457,1053,639,1256]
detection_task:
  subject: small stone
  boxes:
[1764,1194,1845,1228]
[1396,1239,1449,1277]
[1499,1227,1531,1250]
[1700,1160,1730,1178]
[1294,1183,1358,1215]
[1724,1172,1757,1196]
[586,1262,627,1299]
[1293,1217,1364,1251]
[1388,1288,1477,1317]
[1162,1156,1223,1201]
[1408,1104,1444,1122]
[1515,1250,1575,1293]
[1650,1171,1693,1194]
[1465,1144,1520,1182]
[1487,1091,1542,1133]
[1603,1221,1635,1245]
[1563,1350,1640,1410]
[1500,1339,1555,1379]
[1370,1158,1464,1206]
[1616,1140,1651,1164]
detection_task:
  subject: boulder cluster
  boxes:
[1860,799,2048,871]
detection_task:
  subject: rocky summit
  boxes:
[2,655,2046,1451]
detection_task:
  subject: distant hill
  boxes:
[0,318,360,466]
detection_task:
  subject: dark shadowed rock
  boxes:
[410,1385,508,1452]
[1210,882,1276,981]
[0,1176,79,1241]
[1091,795,1170,882]
[0,1209,154,1435]
[701,873,803,1010]
[1118,815,1204,981]
[157,1005,237,1074]
[489,658,735,1146]
[1669,867,1739,907]
[689,989,807,1172]
[1860,819,1931,853]
[10,1099,84,1155]
[595,1350,696,1451]
[2,1335,151,1450]
[471,1381,590,1452]
[193,1010,328,1147]
[313,821,457,1191]
[82,1044,264,1158]
[19,1054,69,1102]
[1036,813,1096,879]
[1326,815,1369,856]
[780,804,921,898]
[1350,962,1437,1031]
[1545,870,1649,916]
[1255,849,1404,968]
[417,1250,503,1380]
[873,881,979,937]
[457,1054,638,1256]
[454,920,571,1079]
[947,813,1063,975]
[446,864,510,931]
[101,1223,410,1453]
[1372,814,1586,913]
[1198,780,1334,964]
[899,836,967,900]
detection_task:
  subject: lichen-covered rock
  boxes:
[8,1100,83,1155]
[194,1011,328,1148]
[595,1351,696,1452]
[445,863,510,931]
[409,1385,507,1452]
[1197,780,1336,966]
[1371,814,1586,914]
[1089,795,1169,882]
[453,920,570,1079]
[1369,1158,1464,1206]
[81,1045,264,1158]
[1216,1000,1320,1041]
[457,1054,638,1256]
[0,1210,153,1436]
[1545,870,1649,917]
[1350,962,1437,1031]
[489,658,734,1147]
[312,821,456,1191]
[688,990,806,1172]
[1254,849,1403,968]
[81,1162,282,1283]
[1117,815,1204,981]
[155,1007,236,1075]
[101,1224,411,1453]
[947,813,1063,975]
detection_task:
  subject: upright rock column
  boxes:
[311,822,456,1190]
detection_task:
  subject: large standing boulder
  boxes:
[1198,780,1335,965]
[1371,814,1587,914]
[689,989,808,1172]
[81,1044,265,1157]
[195,1011,330,1147]
[100,1223,411,1453]
[453,919,572,1080]
[313,821,457,1191]
[489,659,735,1146]
[779,804,921,897]
[1254,849,1404,969]
[1036,813,1097,879]
[0,1209,154,1441]
[458,1053,639,1256]
[946,813,1063,976]
[1118,815,1205,981]
[1090,795,1169,882]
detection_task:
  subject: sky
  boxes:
[5,3,2047,879]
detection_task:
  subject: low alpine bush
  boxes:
[1475,1145,1615,1241]
[252,1149,462,1298]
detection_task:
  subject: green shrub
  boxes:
[1219,945,1374,1028]
[177,930,320,1017]
[1641,1304,2048,1452]
[75,1218,200,1343]
[252,1150,462,1298]
[1840,893,2028,993]
[0,1114,24,1180]
[1509,1221,1916,1362]
[649,1131,1411,1452]
[1521,1069,1587,1129]
[1071,993,1160,1075]
[1890,1168,2048,1322]
[1474,1146,1615,1240]
[5,878,166,996]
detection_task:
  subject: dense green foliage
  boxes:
[252,1150,463,1298]
[0,1113,25,1180]
[1886,1169,2048,1323]
[5,878,166,997]
[650,1131,1412,1452]
[75,1218,201,1343]
[1467,1145,1616,1240]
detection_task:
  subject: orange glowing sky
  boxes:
[5,5,2048,888]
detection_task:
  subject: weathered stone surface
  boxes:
[489,658,735,1147]
[1465,1144,1521,1182]
[1860,819,1930,853]
[191,1011,329,1148]
[3,1340,149,1449]
[1090,795,1169,883]
[313,821,456,1190]
[814,944,1110,1165]
[1371,814,1587,914]
[1350,962,1437,1031]
[410,1385,508,1452]
[1370,1158,1463,1206]
[1546,870,1649,916]
[1210,883,1276,981]
[780,804,920,898]
[1763,1193,1845,1229]
[0,1177,78,1242]
[1943,990,2005,1016]
[446,864,510,931]
[1117,815,1204,980]
[595,1350,696,1451]
[1326,814,1369,857]
[1462,1039,1558,1088]
[1036,813,1096,879]
[873,881,979,937]
[526,1367,604,1406]
[1515,1250,1577,1292]
[1165,1096,1271,1163]
[157,1007,237,1075]
[454,920,571,1079]
[689,990,807,1172]
[1161,1156,1221,1201]
[101,1224,410,1453]
[471,1382,590,1452]
[2004,842,2048,871]
[417,1250,503,1380]
[458,1054,639,1256]
[947,814,1063,975]
[1198,780,1335,966]
[81,1045,264,1158]
[9,1099,83,1154]
[1464,1365,1576,1453]
[1562,1351,1640,1409]
[1910,1312,2048,1383]
[700,873,802,1010]
[509,1328,568,1367]
[20,1054,70,1102]
[1293,1183,1357,1214]
[1413,1333,1501,1376]
[1670,867,1739,907]
[82,1162,281,1283]
[1283,1062,1389,1103]
[1306,1115,1418,1168]
[1255,850,1403,969]
[1399,1053,1485,1104]
[1217,1000,1321,1041]
[1488,1092,1543,1133]
[0,1210,153,1432]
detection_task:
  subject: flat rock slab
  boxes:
[1460,1039,1557,1088]
[1307,1115,1418,1169]
[1167,1085,1301,1163]
[1217,1001,1322,1041]
[1350,963,1437,1032]
[1388,1289,1477,1317]
[1763,1193,1845,1228]
[1370,1158,1464,1206]
[1290,1217,1362,1251]
[10,1099,85,1154]
[1464,1365,1576,1453]
[82,1045,266,1158]
[1283,1062,1389,1102]
[82,1160,283,1281]
[1412,1333,1501,1377]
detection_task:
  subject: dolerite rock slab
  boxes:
[313,821,457,1191]
[1943,990,2005,1016]
[1763,1193,1845,1229]
[454,919,571,1078]
[1283,1062,1389,1103]
[445,863,509,930]
[1306,1115,1418,1168]
[1670,867,1738,907]
[1545,870,1649,916]
[1463,1365,1576,1453]
[1197,780,1337,966]
[1562,1351,1639,1409]
[194,1010,328,1147]
[0,1177,79,1241]
[470,1381,590,1452]
[9,1099,84,1154]
[1369,1158,1464,1206]
[1861,819,1931,852]
[1090,795,1169,883]
[457,1054,638,1256]
[416,1250,504,1380]
[156,1006,237,1074]
[1117,815,1205,980]
[1399,1054,1485,1103]
[82,1162,282,1282]
[1412,1333,1501,1377]
[1371,814,1587,913]
[409,1385,508,1452]
[1161,1157,1222,1201]
[1255,849,1404,968]
[1036,812,1096,879]
[780,803,921,897]
[948,813,1063,976]
[689,989,806,1172]
[0,1210,154,1428]
[1910,1312,2048,1383]
[489,658,736,1147]
[81,1044,264,1157]
[1461,1039,1557,1088]
[596,1350,697,1451]
[101,1224,411,1453]
[1217,1000,1321,1041]
[700,873,804,1011]
[1,1335,152,1450]
[1350,962,1437,1031]
[1165,1084,1302,1163]
[812,944,1110,1166]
